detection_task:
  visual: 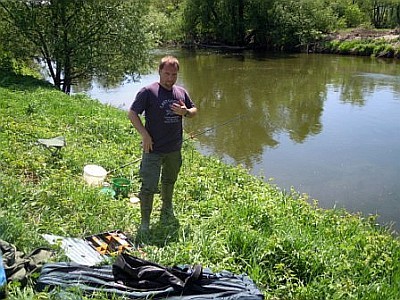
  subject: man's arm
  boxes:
[128,110,153,153]
[184,106,198,118]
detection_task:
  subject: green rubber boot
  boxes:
[160,184,175,223]
[139,193,154,232]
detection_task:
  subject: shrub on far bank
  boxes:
[325,38,400,58]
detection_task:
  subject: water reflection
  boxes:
[178,52,399,164]
[180,53,334,165]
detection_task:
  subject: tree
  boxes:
[182,0,341,50]
[271,0,338,51]
[0,0,153,94]
[146,0,186,44]
[182,0,220,43]
[245,0,275,48]
[183,0,250,45]
[353,0,400,27]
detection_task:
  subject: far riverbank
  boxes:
[317,28,400,58]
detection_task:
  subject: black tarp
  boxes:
[36,253,264,299]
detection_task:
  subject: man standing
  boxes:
[128,56,197,234]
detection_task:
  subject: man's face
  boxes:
[159,64,178,90]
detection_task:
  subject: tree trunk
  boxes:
[238,0,245,45]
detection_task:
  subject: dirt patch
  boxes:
[330,28,399,41]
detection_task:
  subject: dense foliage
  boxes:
[170,0,400,49]
[1,68,400,299]
[1,0,400,96]
[0,0,153,94]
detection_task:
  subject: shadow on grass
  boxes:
[0,69,54,91]
[134,218,181,247]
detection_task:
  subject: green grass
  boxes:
[326,38,400,58]
[1,69,400,299]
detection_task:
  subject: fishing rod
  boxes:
[107,158,141,175]
[107,114,245,174]
[184,113,245,142]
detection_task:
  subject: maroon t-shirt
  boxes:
[130,82,195,153]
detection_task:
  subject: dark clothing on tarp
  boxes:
[0,239,54,287]
[112,253,202,292]
[36,253,264,299]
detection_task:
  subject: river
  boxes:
[74,50,400,232]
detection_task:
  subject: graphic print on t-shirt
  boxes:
[160,99,181,124]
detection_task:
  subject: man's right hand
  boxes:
[128,110,153,153]
[141,133,153,153]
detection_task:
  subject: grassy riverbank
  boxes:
[321,28,400,58]
[1,70,400,299]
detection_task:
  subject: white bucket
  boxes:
[83,164,107,186]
